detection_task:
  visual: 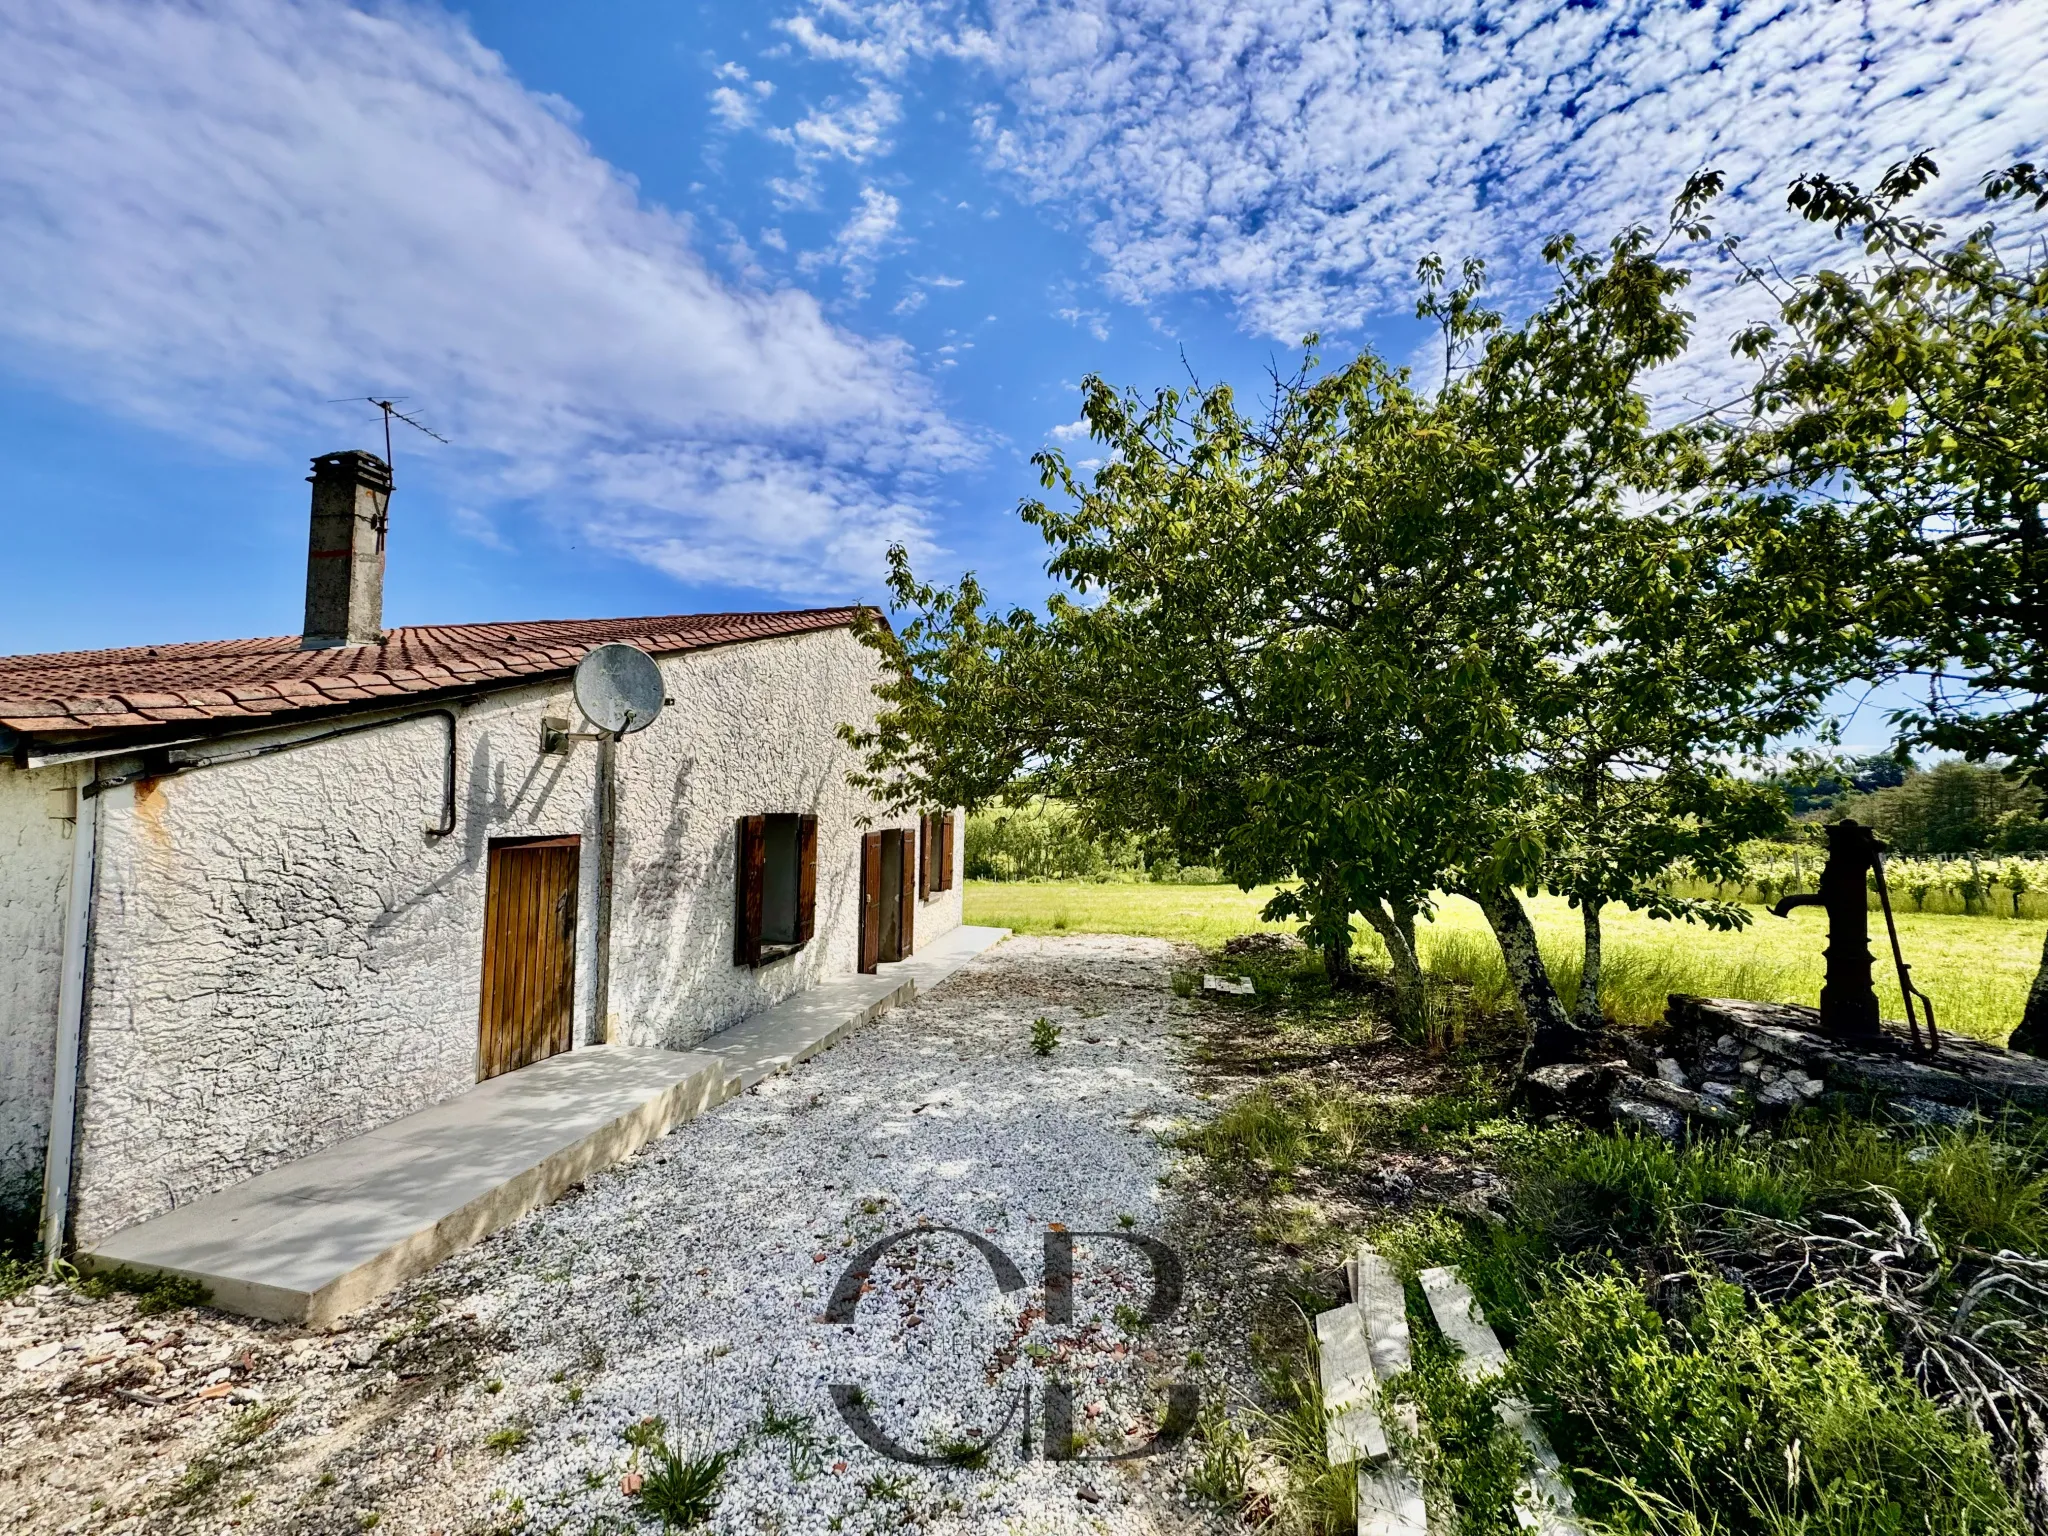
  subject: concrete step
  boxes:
[82,1046,726,1327]
[698,925,1009,1091]
[81,925,1011,1327]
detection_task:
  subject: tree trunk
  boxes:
[1360,897,1427,1038]
[2010,926,2048,1056]
[1466,883,1586,1070]
[1572,897,1605,1034]
[1323,926,1355,984]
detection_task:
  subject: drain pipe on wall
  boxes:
[589,731,619,1044]
[41,765,102,1269]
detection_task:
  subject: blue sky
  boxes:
[2,0,2045,747]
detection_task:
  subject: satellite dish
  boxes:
[573,643,665,735]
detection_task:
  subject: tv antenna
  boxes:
[329,396,449,470]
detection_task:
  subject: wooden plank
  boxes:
[898,827,916,957]
[1420,1266,1583,1536]
[1315,1304,1387,1464]
[1418,1267,1508,1381]
[1500,1400,1585,1536]
[859,832,882,973]
[734,816,765,967]
[549,846,577,1056]
[1354,1247,1412,1382]
[796,815,818,944]
[510,848,536,1070]
[1357,1457,1427,1536]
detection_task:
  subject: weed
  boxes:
[1112,1302,1146,1332]
[76,1264,211,1315]
[930,1431,992,1469]
[1183,1400,1251,1511]
[224,1399,286,1448]
[167,1456,223,1506]
[1515,1268,2022,1536]
[1031,1016,1061,1056]
[485,1378,504,1394]
[1385,1330,1526,1536]
[1117,1212,1137,1229]
[0,1254,36,1302]
[861,1471,912,1501]
[751,1397,824,1480]
[1247,1319,1357,1534]
[633,1436,730,1530]
[622,1415,669,1451]
[1172,971,1198,998]
[484,1427,529,1454]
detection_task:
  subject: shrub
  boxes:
[1030,1017,1061,1056]
[1515,1270,2022,1536]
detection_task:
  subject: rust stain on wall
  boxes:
[131,777,171,851]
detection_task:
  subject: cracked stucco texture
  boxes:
[0,762,73,1227]
[56,626,960,1247]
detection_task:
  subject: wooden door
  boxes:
[478,837,581,1080]
[897,829,915,959]
[859,832,882,973]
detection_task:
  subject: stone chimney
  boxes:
[301,450,392,649]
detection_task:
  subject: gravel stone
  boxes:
[441,934,1221,1535]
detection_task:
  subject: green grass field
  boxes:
[965,880,2047,1045]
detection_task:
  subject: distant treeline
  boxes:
[969,764,2048,898]
[964,804,1228,884]
[1774,758,2048,855]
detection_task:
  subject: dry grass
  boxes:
[965,882,2046,1044]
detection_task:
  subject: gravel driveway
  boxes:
[4,934,1232,1535]
[450,932,1223,1535]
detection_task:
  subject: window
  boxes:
[921,810,955,895]
[735,813,817,967]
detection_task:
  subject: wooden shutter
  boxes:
[859,831,882,973]
[796,814,818,944]
[735,815,765,967]
[940,812,955,890]
[918,814,931,901]
[899,834,916,957]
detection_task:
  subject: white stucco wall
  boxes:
[59,623,945,1247]
[0,762,75,1230]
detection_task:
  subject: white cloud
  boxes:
[837,185,903,262]
[1047,417,1091,441]
[772,82,902,166]
[1056,306,1109,341]
[807,184,903,297]
[709,85,758,129]
[787,0,2048,400]
[0,0,972,596]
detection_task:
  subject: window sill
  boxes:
[754,940,808,968]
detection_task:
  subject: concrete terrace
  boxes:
[80,925,1010,1327]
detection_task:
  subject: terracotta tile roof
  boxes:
[0,609,861,750]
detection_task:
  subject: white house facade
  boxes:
[0,450,960,1260]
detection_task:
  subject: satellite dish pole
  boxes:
[560,645,668,1044]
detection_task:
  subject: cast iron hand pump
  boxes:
[1771,819,1937,1055]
